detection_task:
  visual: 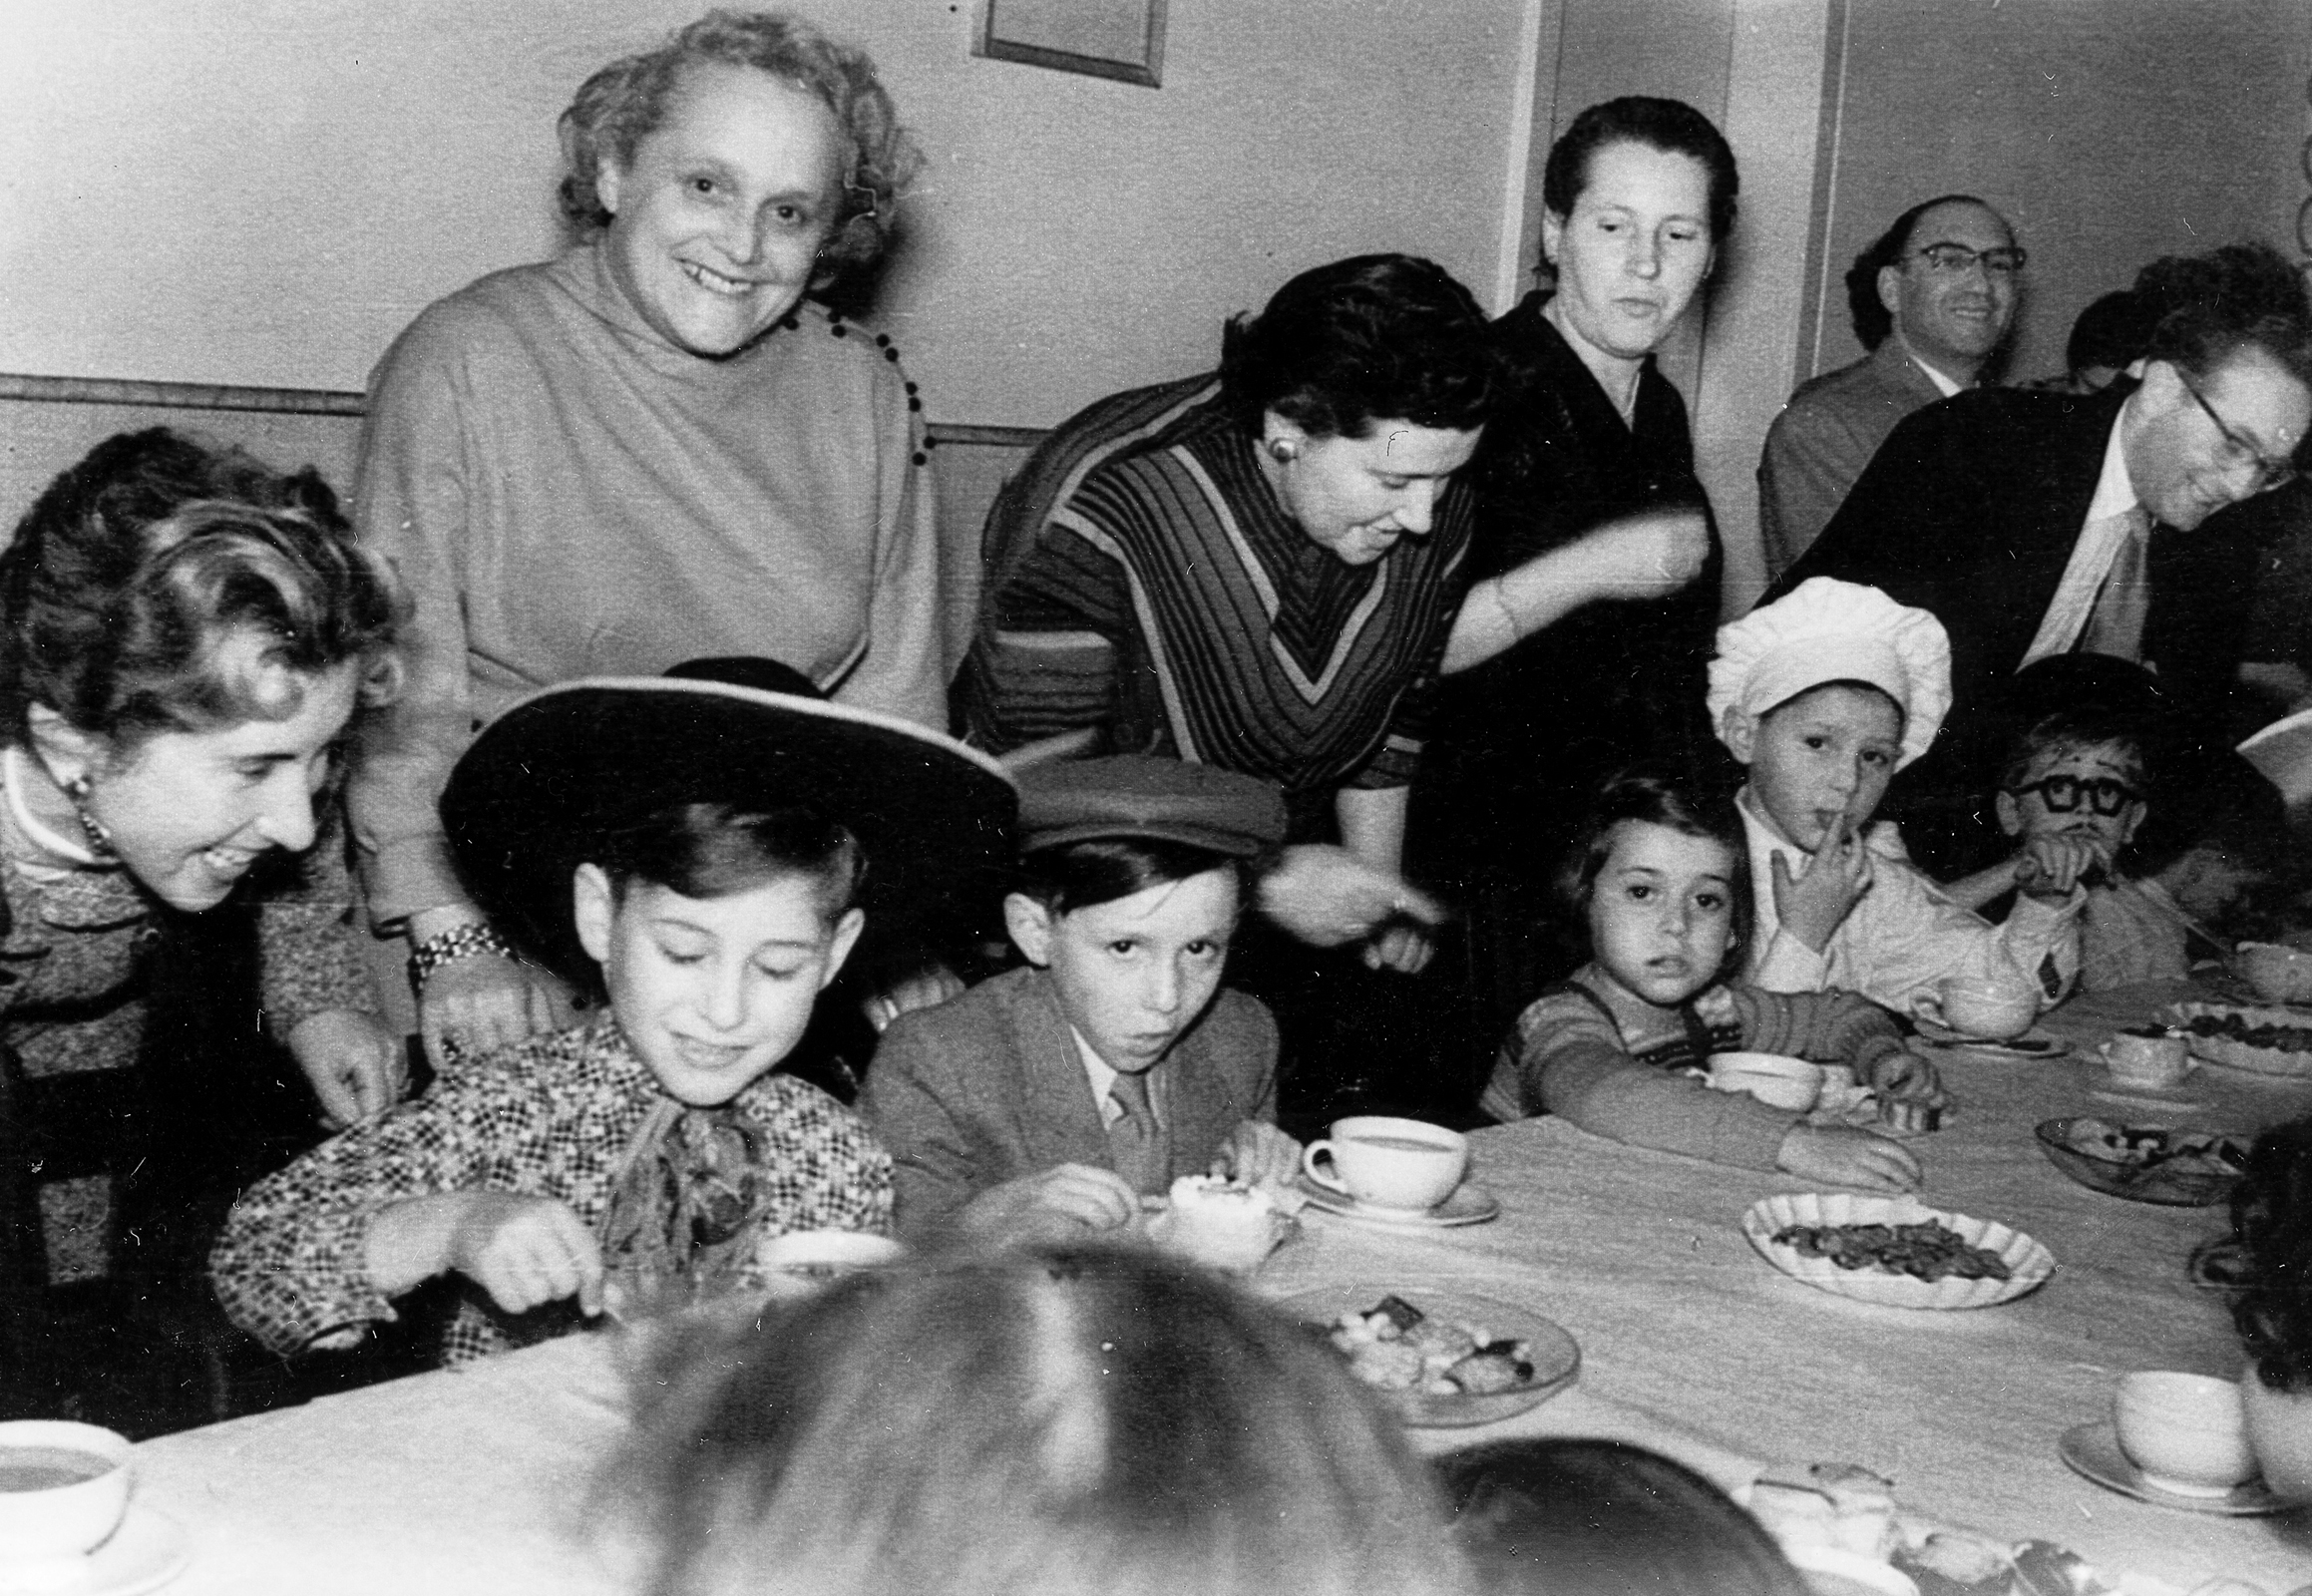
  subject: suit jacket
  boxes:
[859,965,1279,1240]
[1769,382,2260,738]
[1757,338,1951,581]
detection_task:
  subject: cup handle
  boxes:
[1908,992,1947,1028]
[1301,1140,1349,1195]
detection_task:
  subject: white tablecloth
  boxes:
[129,982,2312,1594]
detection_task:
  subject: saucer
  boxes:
[2090,1084,2209,1115]
[0,1505,189,1596]
[1915,1021,2067,1059]
[1293,1176,1500,1228]
[2058,1421,2291,1516]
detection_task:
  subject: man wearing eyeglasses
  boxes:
[1765,241,2312,874]
[1759,196,2022,578]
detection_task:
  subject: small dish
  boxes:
[2058,1420,2292,1516]
[0,1503,190,1596]
[1912,1021,2067,1059]
[1741,1192,2054,1310]
[2034,1118,2249,1207]
[1293,1176,1500,1228]
[1280,1284,1579,1428]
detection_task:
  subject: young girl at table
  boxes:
[1709,578,2095,1015]
[210,660,1014,1366]
[1481,773,1934,1190]
[859,754,1301,1246]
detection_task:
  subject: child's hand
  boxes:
[2013,834,2114,900]
[959,1163,1139,1246]
[1770,816,1872,952]
[1212,1119,1303,1190]
[1775,1124,1922,1193]
[1869,1046,1946,1107]
[445,1192,605,1317]
[286,1007,407,1129]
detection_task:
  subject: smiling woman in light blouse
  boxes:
[350,10,962,1071]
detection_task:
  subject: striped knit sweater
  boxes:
[963,384,1471,824]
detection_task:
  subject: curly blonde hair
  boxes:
[558,10,921,294]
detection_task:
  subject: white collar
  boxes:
[2,745,104,870]
[2085,400,2141,524]
[1894,333,1968,398]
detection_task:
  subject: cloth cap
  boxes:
[1019,756,1287,857]
[1708,578,1952,769]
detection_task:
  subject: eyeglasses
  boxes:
[2009,774,2141,816]
[1908,242,2028,277]
[2182,378,2300,493]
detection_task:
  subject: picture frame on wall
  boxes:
[974,0,1166,89]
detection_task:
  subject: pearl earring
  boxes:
[64,774,116,861]
[1269,440,1298,464]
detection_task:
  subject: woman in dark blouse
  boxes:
[1415,97,1740,1045]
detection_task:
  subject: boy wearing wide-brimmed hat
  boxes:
[861,754,1299,1246]
[212,661,1013,1366]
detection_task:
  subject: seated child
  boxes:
[1436,1436,1811,1596]
[1945,711,2279,989]
[1710,578,2095,1014]
[861,755,1300,1245]
[210,661,1015,1364]
[1482,773,1934,1191]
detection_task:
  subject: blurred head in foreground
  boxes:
[1437,1437,1809,1596]
[609,1241,1471,1596]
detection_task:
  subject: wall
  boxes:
[0,0,1534,429]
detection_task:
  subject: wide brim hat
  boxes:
[441,662,1016,984]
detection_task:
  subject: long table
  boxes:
[125,982,2312,1594]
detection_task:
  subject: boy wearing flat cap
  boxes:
[213,661,1015,1366]
[862,754,1300,1246]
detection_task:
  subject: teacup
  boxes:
[2100,1029,2193,1093]
[1301,1116,1467,1212]
[2235,941,2312,1005]
[1706,1052,1823,1111]
[2114,1371,2257,1497]
[1909,976,2038,1041]
[0,1419,132,1570]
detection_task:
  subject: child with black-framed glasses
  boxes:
[1944,709,2283,988]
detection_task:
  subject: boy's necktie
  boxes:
[1106,1070,1169,1195]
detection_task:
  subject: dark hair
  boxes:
[2067,288,2155,377]
[606,1243,1470,1596]
[2133,241,2312,391]
[2128,750,2288,880]
[558,9,920,295]
[1438,1438,1811,1596]
[1217,254,1513,440]
[1541,97,1738,245]
[1557,773,1751,964]
[1013,835,1256,917]
[591,798,865,923]
[1844,194,2002,350]
[2198,1115,2312,1396]
[0,428,402,751]
[1998,707,2147,793]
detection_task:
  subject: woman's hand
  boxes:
[958,1163,1139,1246]
[863,964,964,1033]
[1770,817,1872,953]
[286,1007,407,1129]
[1211,1119,1304,1190]
[1572,507,1712,602]
[1775,1124,1922,1193]
[409,909,563,1070]
[1258,844,1445,950]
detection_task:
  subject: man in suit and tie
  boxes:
[1758,195,2024,579]
[861,756,1301,1244]
[1767,242,2312,871]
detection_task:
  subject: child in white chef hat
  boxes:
[1709,578,2098,1017]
